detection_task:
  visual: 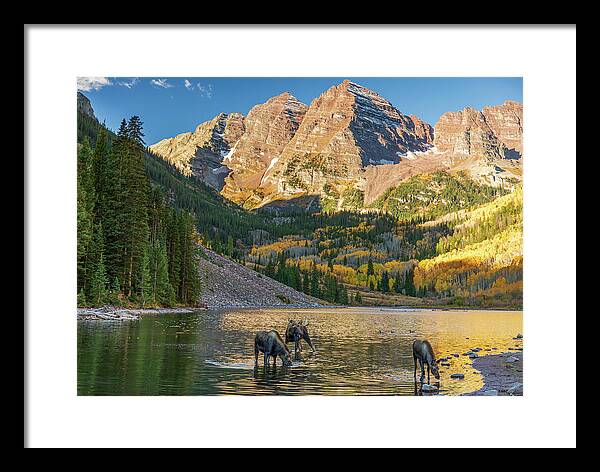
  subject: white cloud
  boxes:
[182,80,213,98]
[117,77,140,89]
[196,82,213,99]
[77,77,112,92]
[151,78,174,89]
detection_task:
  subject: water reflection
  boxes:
[78,307,523,396]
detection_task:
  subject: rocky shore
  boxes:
[77,306,198,321]
[465,351,523,396]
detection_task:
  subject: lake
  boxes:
[77,307,523,396]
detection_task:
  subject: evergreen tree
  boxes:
[86,223,108,306]
[381,271,390,293]
[265,256,275,278]
[226,236,234,257]
[302,271,310,295]
[165,209,182,296]
[393,271,403,293]
[405,267,416,297]
[367,258,374,276]
[138,243,153,307]
[92,127,110,222]
[120,116,150,297]
[339,284,349,305]
[310,264,320,298]
[126,115,146,147]
[102,120,128,287]
[325,275,338,302]
[154,240,176,305]
[77,139,95,294]
[176,211,202,304]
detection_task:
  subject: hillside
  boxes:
[198,247,321,308]
[370,171,507,221]
[414,186,523,307]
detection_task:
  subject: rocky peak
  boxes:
[205,112,246,156]
[255,80,434,207]
[409,114,435,143]
[149,112,246,189]
[434,107,506,159]
[481,101,523,157]
[433,101,523,187]
[77,92,96,121]
[220,93,308,205]
[342,80,434,162]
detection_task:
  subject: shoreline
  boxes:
[77,306,201,321]
[464,351,523,396]
[77,303,323,320]
[77,303,522,321]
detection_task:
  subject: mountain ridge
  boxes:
[148,81,522,211]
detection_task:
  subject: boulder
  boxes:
[507,383,523,395]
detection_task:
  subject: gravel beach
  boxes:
[465,351,523,396]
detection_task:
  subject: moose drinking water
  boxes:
[285,319,316,356]
[255,330,293,367]
[412,340,440,385]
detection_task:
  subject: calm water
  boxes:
[77,307,523,396]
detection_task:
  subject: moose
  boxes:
[285,319,316,356]
[255,330,293,367]
[412,339,440,385]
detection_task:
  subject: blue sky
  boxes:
[78,77,523,146]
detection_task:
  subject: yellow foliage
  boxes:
[250,238,312,256]
[414,186,523,301]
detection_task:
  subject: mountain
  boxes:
[149,112,245,189]
[149,82,523,211]
[149,84,524,212]
[361,101,523,204]
[149,80,437,210]
[220,92,308,206]
[77,91,96,120]
[255,80,434,209]
[432,100,523,186]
